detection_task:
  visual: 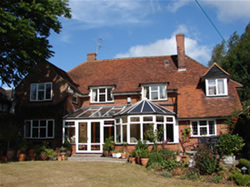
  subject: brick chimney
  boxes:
[176,34,186,71]
[87,52,97,61]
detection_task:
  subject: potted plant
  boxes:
[103,136,114,157]
[112,150,121,158]
[39,142,49,160]
[63,139,72,157]
[215,133,244,165]
[130,151,136,164]
[135,140,148,165]
[18,139,28,161]
[121,143,128,159]
[45,148,57,160]
[140,149,149,167]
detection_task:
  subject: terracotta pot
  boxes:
[28,149,36,161]
[6,149,15,161]
[121,153,127,159]
[18,153,26,161]
[57,156,62,161]
[141,158,149,167]
[66,150,72,157]
[131,157,136,164]
[39,153,47,161]
[103,150,109,157]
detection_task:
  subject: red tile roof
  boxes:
[67,55,242,118]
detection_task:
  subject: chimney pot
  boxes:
[176,34,186,71]
[87,52,97,61]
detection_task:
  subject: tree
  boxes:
[208,23,250,102]
[0,0,71,86]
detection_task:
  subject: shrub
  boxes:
[216,133,244,156]
[141,149,149,158]
[161,159,179,171]
[194,146,217,175]
[162,170,173,178]
[159,148,176,160]
[147,151,163,168]
[183,168,200,180]
[103,136,114,151]
[230,171,250,186]
[239,159,250,174]
[212,175,223,183]
[63,139,72,151]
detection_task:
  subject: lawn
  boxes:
[0,161,231,187]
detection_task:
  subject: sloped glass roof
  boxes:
[115,100,175,116]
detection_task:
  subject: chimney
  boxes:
[87,52,97,61]
[176,34,186,71]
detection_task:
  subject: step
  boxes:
[68,155,128,163]
[71,154,103,157]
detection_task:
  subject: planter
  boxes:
[121,152,127,159]
[112,153,121,159]
[57,155,62,161]
[28,149,36,161]
[222,155,235,165]
[141,158,149,167]
[6,149,15,161]
[39,153,47,161]
[103,150,110,157]
[131,157,136,164]
[18,153,26,161]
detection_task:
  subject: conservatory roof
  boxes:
[114,100,175,116]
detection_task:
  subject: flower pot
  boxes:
[66,150,72,157]
[39,153,47,161]
[28,149,36,161]
[103,150,109,157]
[112,152,121,158]
[121,153,127,159]
[131,157,136,164]
[18,153,26,161]
[6,149,15,161]
[141,158,149,167]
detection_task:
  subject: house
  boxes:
[15,34,242,154]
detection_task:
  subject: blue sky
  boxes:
[3,0,250,89]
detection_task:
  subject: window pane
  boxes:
[151,85,158,91]
[32,128,38,138]
[104,127,114,142]
[122,117,127,123]
[208,79,216,95]
[143,116,152,122]
[65,122,75,126]
[38,90,44,101]
[166,124,174,142]
[160,85,166,99]
[192,121,198,135]
[45,83,52,100]
[33,120,39,127]
[156,116,164,122]
[91,122,100,143]
[144,86,149,99]
[209,121,215,135]
[30,85,37,100]
[130,124,140,143]
[116,125,121,143]
[130,117,140,122]
[99,88,105,93]
[92,89,97,102]
[40,128,46,138]
[143,123,151,142]
[104,121,114,125]
[122,125,127,143]
[200,121,207,126]
[107,88,112,101]
[166,117,173,122]
[200,127,207,135]
[151,92,158,100]
[79,122,87,143]
[217,79,225,94]
[65,127,76,143]
[157,124,164,142]
[99,94,105,102]
[40,120,46,127]
[48,121,54,137]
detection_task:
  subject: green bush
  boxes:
[239,159,250,174]
[162,170,173,178]
[194,146,217,175]
[161,159,179,171]
[140,149,149,158]
[230,171,250,186]
[103,136,114,151]
[216,133,244,156]
[159,148,176,160]
[183,168,200,180]
[147,151,163,168]
[212,175,223,183]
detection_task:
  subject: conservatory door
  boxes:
[77,122,101,153]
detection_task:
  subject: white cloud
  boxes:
[167,0,250,23]
[115,25,210,65]
[68,0,157,28]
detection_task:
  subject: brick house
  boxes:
[15,34,242,153]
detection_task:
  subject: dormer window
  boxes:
[30,82,52,102]
[142,85,167,101]
[205,78,228,96]
[90,87,114,103]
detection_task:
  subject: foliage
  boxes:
[212,175,223,183]
[44,148,57,158]
[135,139,148,157]
[194,146,217,175]
[159,148,176,160]
[140,149,149,158]
[103,136,114,151]
[63,138,72,151]
[182,127,191,142]
[161,160,179,171]
[230,170,250,186]
[239,159,250,174]
[182,168,200,180]
[147,151,163,168]
[19,139,28,153]
[162,170,173,178]
[114,150,120,153]
[208,23,250,102]
[215,133,244,156]
[143,124,163,143]
[40,141,50,154]
[0,0,71,86]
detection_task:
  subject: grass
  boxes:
[0,161,232,187]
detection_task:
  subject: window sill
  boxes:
[90,101,115,104]
[190,135,216,138]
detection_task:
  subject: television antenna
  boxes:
[89,38,104,56]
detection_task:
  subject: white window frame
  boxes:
[142,84,167,101]
[205,78,228,97]
[24,119,54,139]
[190,120,217,137]
[72,95,78,104]
[90,87,114,103]
[30,82,52,101]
